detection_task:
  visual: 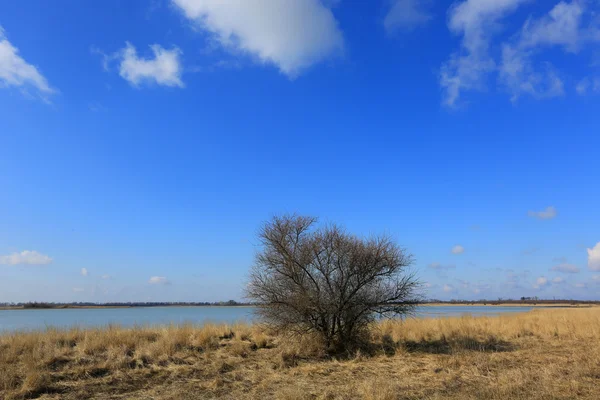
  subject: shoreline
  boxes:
[1,303,596,311]
[422,302,597,308]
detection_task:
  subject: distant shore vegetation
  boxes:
[1,298,599,310]
[0,300,251,310]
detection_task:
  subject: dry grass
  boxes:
[1,308,599,399]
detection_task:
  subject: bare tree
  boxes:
[247,214,420,352]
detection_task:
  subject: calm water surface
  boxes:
[0,306,533,332]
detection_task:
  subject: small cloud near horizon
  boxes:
[521,247,540,255]
[533,276,548,289]
[149,276,170,285]
[528,206,557,220]
[443,284,455,293]
[451,245,465,254]
[551,263,580,274]
[0,250,53,265]
[428,262,456,270]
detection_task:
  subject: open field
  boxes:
[1,308,599,399]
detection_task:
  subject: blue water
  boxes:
[0,305,533,333]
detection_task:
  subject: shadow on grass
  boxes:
[402,335,516,354]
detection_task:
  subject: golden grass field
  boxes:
[1,308,599,399]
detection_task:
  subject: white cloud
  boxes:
[0,250,52,265]
[72,287,85,293]
[522,247,540,255]
[458,279,470,289]
[533,276,549,289]
[81,268,89,277]
[574,282,586,288]
[428,262,456,270]
[537,277,548,285]
[149,276,170,285]
[576,78,589,94]
[588,242,600,271]
[499,50,564,102]
[551,263,580,273]
[441,0,600,105]
[101,274,112,280]
[552,276,565,284]
[472,282,491,294]
[384,0,433,33]
[171,0,344,77]
[440,0,528,106]
[0,27,54,98]
[451,245,465,254]
[443,284,455,293]
[576,76,600,95]
[117,42,184,88]
[498,1,589,101]
[528,206,557,220]
[520,1,585,52]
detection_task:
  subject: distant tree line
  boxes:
[424,299,600,305]
[0,300,252,309]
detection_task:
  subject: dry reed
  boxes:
[1,308,599,399]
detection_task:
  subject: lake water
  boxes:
[0,305,534,333]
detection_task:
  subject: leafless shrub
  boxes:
[247,214,420,353]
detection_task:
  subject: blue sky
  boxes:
[1,0,599,303]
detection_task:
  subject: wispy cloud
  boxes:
[443,284,455,293]
[521,247,540,255]
[551,263,580,273]
[533,276,548,289]
[451,245,465,254]
[440,0,600,105]
[384,0,433,34]
[439,0,528,106]
[428,262,456,270]
[81,268,89,277]
[0,250,52,265]
[498,1,590,102]
[0,26,55,100]
[576,76,600,95]
[171,0,344,78]
[149,276,170,285]
[528,206,557,220]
